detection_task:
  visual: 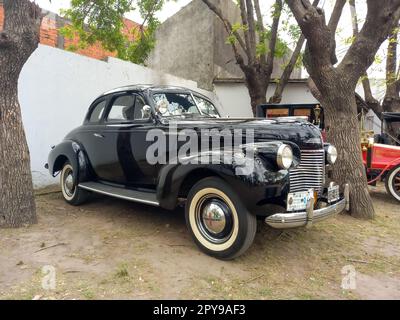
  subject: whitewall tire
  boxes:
[385,165,400,202]
[60,161,90,205]
[185,177,257,260]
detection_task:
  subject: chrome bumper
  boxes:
[265,184,349,229]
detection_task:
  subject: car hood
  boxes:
[163,117,323,150]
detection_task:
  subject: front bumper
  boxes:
[265,183,349,229]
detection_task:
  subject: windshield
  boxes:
[153,92,201,117]
[193,95,220,117]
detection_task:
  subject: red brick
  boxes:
[0,4,140,62]
[0,5,4,31]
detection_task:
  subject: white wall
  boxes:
[214,82,318,117]
[18,45,216,188]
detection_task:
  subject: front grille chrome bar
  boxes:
[289,149,325,194]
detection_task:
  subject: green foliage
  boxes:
[374,55,383,65]
[226,34,237,45]
[232,22,248,33]
[343,35,356,46]
[60,0,168,65]
[255,29,289,58]
[294,51,303,69]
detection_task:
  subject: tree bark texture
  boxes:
[318,76,375,219]
[383,28,400,137]
[287,0,400,219]
[349,0,382,116]
[0,0,42,227]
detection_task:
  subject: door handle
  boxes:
[94,133,105,138]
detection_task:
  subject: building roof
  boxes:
[213,77,309,84]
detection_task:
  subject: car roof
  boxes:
[99,84,210,100]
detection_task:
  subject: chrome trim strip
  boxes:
[265,197,346,229]
[78,184,159,206]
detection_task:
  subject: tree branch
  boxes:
[287,0,334,79]
[338,0,400,86]
[307,77,323,102]
[253,0,266,66]
[238,0,253,63]
[269,36,304,103]
[245,0,257,59]
[326,0,346,65]
[269,0,319,103]
[265,0,283,76]
[349,0,379,108]
[302,0,345,73]
[2,0,42,55]
[386,29,398,87]
[201,0,247,56]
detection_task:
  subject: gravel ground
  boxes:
[0,183,399,300]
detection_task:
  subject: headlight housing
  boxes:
[277,144,293,169]
[326,145,338,164]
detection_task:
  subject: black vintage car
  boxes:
[46,85,349,259]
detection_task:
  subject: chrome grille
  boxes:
[289,149,325,194]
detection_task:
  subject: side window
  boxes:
[133,95,151,120]
[88,100,106,123]
[107,94,136,122]
[194,96,220,117]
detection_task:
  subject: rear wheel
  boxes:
[385,164,400,202]
[60,162,90,205]
[185,177,257,260]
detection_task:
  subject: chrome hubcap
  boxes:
[201,202,226,234]
[63,168,75,197]
[195,196,233,244]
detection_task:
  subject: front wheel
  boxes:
[385,164,400,202]
[185,177,257,260]
[60,161,90,205]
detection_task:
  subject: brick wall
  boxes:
[0,4,140,61]
[64,35,117,61]
[0,5,4,30]
[40,15,58,47]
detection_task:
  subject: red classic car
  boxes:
[362,139,400,202]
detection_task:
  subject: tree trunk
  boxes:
[0,0,42,227]
[320,77,375,219]
[247,85,267,116]
[382,27,400,139]
[244,70,268,116]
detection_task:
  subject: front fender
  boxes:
[156,149,291,212]
[47,140,92,183]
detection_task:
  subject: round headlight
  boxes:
[277,144,293,169]
[327,145,338,164]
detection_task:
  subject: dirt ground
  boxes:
[0,183,399,300]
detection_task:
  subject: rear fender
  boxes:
[47,140,93,183]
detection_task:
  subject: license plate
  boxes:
[287,190,313,212]
[328,185,340,203]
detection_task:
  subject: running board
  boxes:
[78,182,159,206]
